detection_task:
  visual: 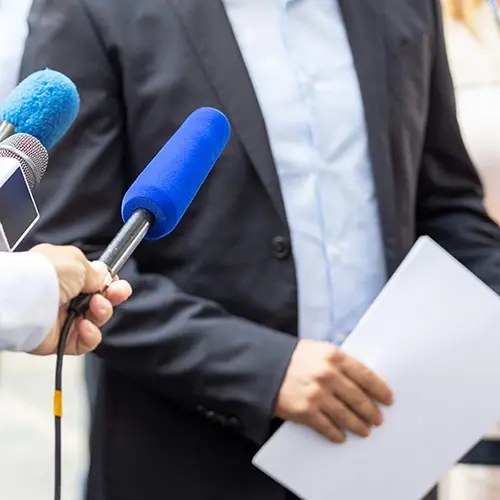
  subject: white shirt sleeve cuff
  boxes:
[0,251,60,352]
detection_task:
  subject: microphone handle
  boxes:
[69,208,154,315]
[0,121,15,144]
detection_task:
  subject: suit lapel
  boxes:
[169,0,288,223]
[170,0,400,270]
[339,0,400,275]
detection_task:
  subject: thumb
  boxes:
[81,260,110,294]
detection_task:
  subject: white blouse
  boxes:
[445,3,500,222]
[0,251,59,352]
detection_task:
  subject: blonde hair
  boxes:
[442,0,484,33]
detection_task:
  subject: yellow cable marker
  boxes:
[54,390,63,417]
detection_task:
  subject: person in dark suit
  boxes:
[20,1,500,499]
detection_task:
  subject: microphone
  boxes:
[54,107,230,500]
[0,69,80,148]
[0,133,48,251]
[69,106,231,312]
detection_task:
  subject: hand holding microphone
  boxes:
[0,68,132,355]
[29,244,132,355]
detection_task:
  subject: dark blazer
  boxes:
[21,0,500,499]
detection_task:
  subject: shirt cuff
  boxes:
[0,251,60,352]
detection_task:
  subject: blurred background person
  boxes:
[0,0,33,104]
[444,0,500,219]
[440,0,500,499]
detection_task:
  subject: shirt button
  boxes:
[300,72,314,87]
[272,236,291,260]
[327,245,342,261]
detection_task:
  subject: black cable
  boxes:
[51,210,144,499]
[54,309,77,500]
[54,293,94,500]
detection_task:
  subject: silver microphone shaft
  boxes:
[0,121,15,143]
[67,208,154,316]
[98,208,154,276]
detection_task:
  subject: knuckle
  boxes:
[333,405,350,425]
[327,346,345,364]
[349,391,369,410]
[360,367,378,387]
[315,365,333,383]
[70,246,86,261]
[305,388,320,407]
[296,390,321,418]
[294,401,313,419]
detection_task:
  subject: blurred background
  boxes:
[0,353,88,499]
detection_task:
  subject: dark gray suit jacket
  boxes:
[21,0,500,499]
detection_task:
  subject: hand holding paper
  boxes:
[275,339,394,443]
[255,237,500,500]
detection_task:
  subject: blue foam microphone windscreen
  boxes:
[122,107,231,240]
[0,69,80,148]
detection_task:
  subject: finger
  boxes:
[81,260,109,294]
[308,412,347,444]
[73,318,102,355]
[322,395,372,437]
[340,356,394,406]
[102,280,132,306]
[87,294,113,328]
[331,374,384,427]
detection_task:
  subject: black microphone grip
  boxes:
[68,208,154,317]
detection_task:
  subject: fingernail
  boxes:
[122,282,133,299]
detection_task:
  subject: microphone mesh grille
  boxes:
[0,133,48,191]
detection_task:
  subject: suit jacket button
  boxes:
[215,414,227,426]
[228,417,240,429]
[272,236,291,260]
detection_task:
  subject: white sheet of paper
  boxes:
[253,236,500,500]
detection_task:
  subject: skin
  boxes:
[275,339,394,443]
[29,244,132,355]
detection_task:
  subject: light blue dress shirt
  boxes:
[222,0,387,344]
